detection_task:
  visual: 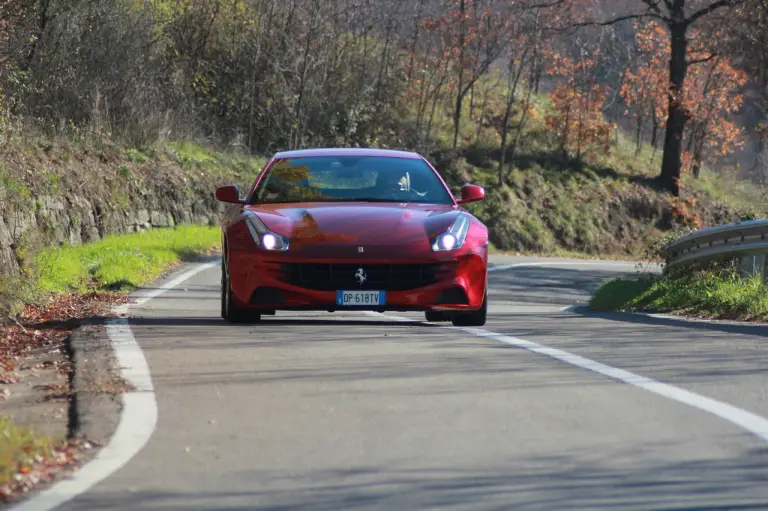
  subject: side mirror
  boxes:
[457,184,485,204]
[215,185,244,204]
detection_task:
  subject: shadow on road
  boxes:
[489,266,643,305]
[570,307,768,339]
[126,316,429,328]
[65,447,768,510]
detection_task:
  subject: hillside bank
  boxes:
[0,141,264,278]
[0,136,761,283]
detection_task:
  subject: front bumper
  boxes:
[227,251,487,312]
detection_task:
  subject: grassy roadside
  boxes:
[36,225,221,293]
[1,225,222,503]
[0,417,82,500]
[0,417,54,497]
[589,270,768,321]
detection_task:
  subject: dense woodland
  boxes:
[1,0,767,196]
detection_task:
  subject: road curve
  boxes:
[50,256,768,510]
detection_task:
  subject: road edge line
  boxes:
[9,261,219,511]
[368,309,768,444]
[461,326,768,443]
[488,261,645,272]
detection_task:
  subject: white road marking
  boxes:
[10,262,219,511]
[488,260,645,272]
[14,256,768,510]
[130,260,220,307]
[366,309,768,444]
[462,327,768,443]
[365,259,768,444]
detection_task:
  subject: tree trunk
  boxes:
[293,5,318,149]
[509,80,535,171]
[469,84,475,125]
[692,141,703,178]
[406,0,425,84]
[658,21,688,197]
[650,107,659,147]
[374,6,396,105]
[498,48,529,184]
[498,126,509,186]
[635,113,644,156]
[27,0,52,69]
[426,82,444,143]
[452,0,467,149]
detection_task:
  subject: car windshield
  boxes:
[251,155,454,205]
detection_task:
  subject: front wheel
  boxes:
[221,265,259,323]
[452,292,487,327]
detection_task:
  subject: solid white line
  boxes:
[487,264,768,439]
[488,261,643,272]
[132,260,221,307]
[369,310,768,444]
[372,251,768,445]
[10,262,219,511]
[463,327,768,442]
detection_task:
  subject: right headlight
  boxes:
[431,215,470,252]
[244,212,290,251]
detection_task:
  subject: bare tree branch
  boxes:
[523,0,567,8]
[687,52,718,65]
[641,0,665,15]
[571,12,663,28]
[686,0,743,27]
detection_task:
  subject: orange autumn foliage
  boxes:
[684,46,748,172]
[621,20,748,174]
[620,22,668,130]
[545,53,616,161]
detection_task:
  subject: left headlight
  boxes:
[245,213,290,251]
[431,215,470,252]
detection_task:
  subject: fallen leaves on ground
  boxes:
[1,292,130,501]
[0,438,98,503]
[1,293,130,391]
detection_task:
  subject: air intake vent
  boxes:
[281,263,452,291]
[436,286,469,305]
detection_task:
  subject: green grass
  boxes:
[0,416,56,488]
[169,141,214,167]
[590,271,768,320]
[165,141,267,187]
[125,148,148,163]
[684,167,766,218]
[35,225,221,293]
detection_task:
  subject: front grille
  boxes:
[280,263,451,291]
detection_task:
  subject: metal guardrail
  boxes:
[665,219,768,274]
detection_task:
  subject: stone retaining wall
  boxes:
[0,192,222,276]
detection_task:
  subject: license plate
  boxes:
[336,290,386,306]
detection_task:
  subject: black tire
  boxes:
[425,311,448,322]
[452,293,487,327]
[221,265,259,323]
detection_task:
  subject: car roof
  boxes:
[272,147,423,160]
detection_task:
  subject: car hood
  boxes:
[245,202,461,254]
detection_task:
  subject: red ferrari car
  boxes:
[215,148,489,326]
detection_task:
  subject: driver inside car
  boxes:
[374,170,430,198]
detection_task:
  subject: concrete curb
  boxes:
[564,305,768,330]
[66,324,123,447]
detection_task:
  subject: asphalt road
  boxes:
[58,256,768,510]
